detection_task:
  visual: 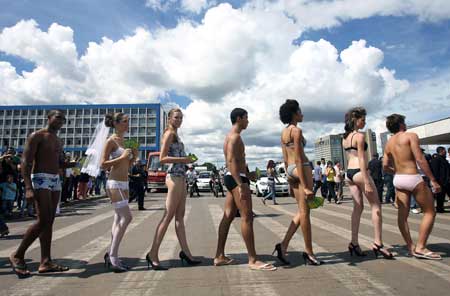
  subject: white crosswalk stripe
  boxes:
[252,208,398,296]
[209,204,280,296]
[6,208,160,296]
[266,204,450,284]
[111,206,191,296]
[317,207,450,245]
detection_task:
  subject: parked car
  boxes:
[197,171,212,192]
[252,176,289,197]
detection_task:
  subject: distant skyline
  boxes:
[1,0,449,168]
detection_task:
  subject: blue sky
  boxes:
[1,0,449,165]
[2,0,449,87]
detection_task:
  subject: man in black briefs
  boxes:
[213,108,276,271]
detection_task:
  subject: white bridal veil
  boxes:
[81,120,110,177]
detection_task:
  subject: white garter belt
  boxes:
[113,199,129,209]
[106,180,129,190]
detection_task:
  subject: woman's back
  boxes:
[281,126,308,164]
[343,132,366,169]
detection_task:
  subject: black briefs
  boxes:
[346,169,361,182]
[224,174,250,191]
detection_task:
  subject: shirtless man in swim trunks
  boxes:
[10,110,76,277]
[214,108,276,271]
[383,114,441,260]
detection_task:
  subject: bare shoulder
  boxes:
[354,131,365,140]
[405,132,419,140]
[228,132,241,143]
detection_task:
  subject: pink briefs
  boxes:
[393,174,423,192]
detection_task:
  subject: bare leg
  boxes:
[38,191,60,267]
[13,190,53,261]
[174,178,194,258]
[413,182,437,254]
[347,182,364,245]
[396,189,414,254]
[214,191,237,264]
[149,176,182,264]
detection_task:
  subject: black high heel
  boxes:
[372,243,394,260]
[348,242,366,257]
[272,243,290,265]
[104,252,127,273]
[179,251,201,266]
[145,253,168,270]
[302,252,323,266]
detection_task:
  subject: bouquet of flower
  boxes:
[187,153,198,162]
[307,196,325,209]
[124,139,139,159]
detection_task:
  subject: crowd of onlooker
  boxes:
[0,147,112,237]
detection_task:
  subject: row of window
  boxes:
[2,137,157,148]
[0,117,157,126]
[0,108,158,117]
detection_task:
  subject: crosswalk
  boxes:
[0,196,449,296]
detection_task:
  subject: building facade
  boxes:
[315,129,378,169]
[314,134,345,166]
[0,103,166,160]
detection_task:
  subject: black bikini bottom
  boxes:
[346,169,361,182]
[224,175,250,191]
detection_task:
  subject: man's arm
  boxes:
[227,134,245,186]
[382,148,395,174]
[410,133,440,191]
[21,132,40,199]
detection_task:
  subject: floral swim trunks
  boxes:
[31,173,62,191]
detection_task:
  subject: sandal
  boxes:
[413,251,442,260]
[214,257,235,266]
[9,257,31,279]
[38,262,70,273]
[249,263,277,271]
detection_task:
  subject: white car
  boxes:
[197,171,212,191]
[252,176,289,197]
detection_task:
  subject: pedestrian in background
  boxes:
[430,146,449,213]
[368,153,384,203]
[313,161,322,197]
[325,161,337,203]
[334,161,344,203]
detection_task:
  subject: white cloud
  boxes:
[267,0,450,30]
[5,0,448,167]
[145,0,210,14]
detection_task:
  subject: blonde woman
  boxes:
[146,108,199,270]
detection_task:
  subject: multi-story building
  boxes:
[314,134,345,166]
[0,104,166,160]
[315,129,378,169]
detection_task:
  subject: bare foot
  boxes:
[214,255,235,266]
[249,261,276,271]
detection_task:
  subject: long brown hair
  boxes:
[343,107,366,139]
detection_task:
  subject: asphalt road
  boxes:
[0,191,449,296]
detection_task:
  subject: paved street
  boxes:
[0,191,449,296]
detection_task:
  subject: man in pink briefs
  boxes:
[383,114,441,260]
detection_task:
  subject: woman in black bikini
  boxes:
[272,99,322,266]
[343,107,393,259]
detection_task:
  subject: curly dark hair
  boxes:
[279,99,301,124]
[104,112,126,128]
[343,107,366,139]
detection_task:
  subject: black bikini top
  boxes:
[344,133,368,151]
[283,126,306,148]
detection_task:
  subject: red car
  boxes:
[146,152,168,192]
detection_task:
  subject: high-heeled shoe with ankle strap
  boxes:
[272,243,290,265]
[179,251,201,266]
[372,243,394,259]
[145,253,168,270]
[348,242,366,257]
[302,252,323,266]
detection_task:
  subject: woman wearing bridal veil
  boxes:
[82,112,137,272]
